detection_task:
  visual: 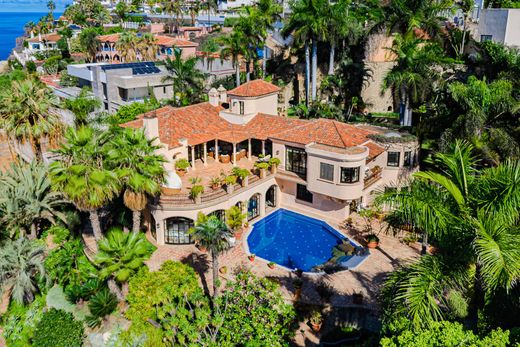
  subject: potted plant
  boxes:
[255,162,270,179]
[366,234,379,248]
[226,206,246,239]
[269,157,281,174]
[232,167,250,187]
[175,158,190,176]
[293,278,303,300]
[248,254,255,262]
[309,311,323,332]
[267,261,275,269]
[219,266,228,274]
[224,175,237,194]
[209,176,221,190]
[190,184,204,204]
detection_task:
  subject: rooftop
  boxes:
[97,33,198,47]
[27,33,61,43]
[227,79,281,97]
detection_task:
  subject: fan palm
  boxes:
[116,31,138,63]
[0,162,67,239]
[376,141,520,328]
[0,76,63,161]
[162,48,205,106]
[107,128,166,233]
[49,126,120,242]
[79,27,100,63]
[283,0,329,102]
[190,216,233,296]
[62,87,101,128]
[0,238,45,311]
[94,228,155,300]
[219,31,247,87]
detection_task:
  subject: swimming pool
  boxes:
[247,209,365,272]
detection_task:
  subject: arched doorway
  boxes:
[248,193,261,221]
[265,185,277,210]
[209,209,226,222]
[165,217,194,244]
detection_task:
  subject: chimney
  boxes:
[208,87,219,106]
[217,84,227,103]
[143,110,159,140]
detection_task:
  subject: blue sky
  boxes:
[0,0,73,12]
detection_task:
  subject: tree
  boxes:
[137,33,158,61]
[162,48,206,105]
[116,31,138,63]
[0,76,63,161]
[382,34,451,126]
[162,0,184,33]
[0,238,45,309]
[190,216,232,296]
[79,27,100,63]
[376,141,520,329]
[283,0,329,103]
[215,271,296,345]
[33,309,84,347]
[188,0,201,26]
[225,206,246,231]
[255,0,282,76]
[94,228,155,300]
[115,0,130,23]
[47,0,56,22]
[0,162,67,239]
[235,6,266,82]
[63,87,101,127]
[49,126,120,242]
[219,31,246,87]
[456,0,475,56]
[202,0,218,27]
[107,128,166,233]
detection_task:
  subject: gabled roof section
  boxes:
[228,79,281,97]
[27,33,61,43]
[97,34,197,47]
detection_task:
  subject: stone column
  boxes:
[215,139,219,162]
[248,138,252,160]
[261,140,265,156]
[203,142,207,167]
[259,194,266,217]
[191,146,196,170]
[233,143,237,165]
[156,215,165,246]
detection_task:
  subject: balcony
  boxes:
[364,166,382,189]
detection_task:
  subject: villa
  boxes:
[96,33,198,63]
[122,80,419,246]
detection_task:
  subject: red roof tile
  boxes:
[228,79,280,97]
[97,33,197,47]
[27,33,61,43]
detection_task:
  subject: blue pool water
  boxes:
[247,209,354,272]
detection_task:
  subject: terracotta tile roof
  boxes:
[39,74,61,88]
[121,102,385,161]
[27,33,61,43]
[228,79,280,97]
[97,33,197,47]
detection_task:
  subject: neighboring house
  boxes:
[67,61,173,113]
[25,33,62,53]
[218,0,256,11]
[96,33,198,63]
[477,8,520,47]
[121,79,419,246]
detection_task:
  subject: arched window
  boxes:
[248,194,261,221]
[209,209,226,222]
[165,217,194,244]
[266,185,277,209]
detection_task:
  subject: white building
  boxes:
[477,8,520,47]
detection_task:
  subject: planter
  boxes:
[193,195,202,204]
[197,245,207,253]
[271,165,277,174]
[211,184,220,190]
[267,262,275,269]
[310,322,322,333]
[248,255,255,262]
[226,184,234,194]
[366,241,379,248]
[241,176,249,187]
[219,266,228,274]
[234,228,244,240]
[161,186,182,196]
[220,155,230,163]
[176,169,186,177]
[259,168,267,179]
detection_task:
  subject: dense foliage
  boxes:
[32,308,84,347]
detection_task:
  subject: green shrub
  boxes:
[45,225,70,244]
[26,60,37,73]
[2,295,45,346]
[33,309,84,347]
[255,162,270,170]
[232,167,249,179]
[88,288,117,319]
[190,184,204,199]
[65,278,104,304]
[175,158,190,170]
[111,100,159,124]
[269,157,281,166]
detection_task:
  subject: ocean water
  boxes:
[0,12,51,60]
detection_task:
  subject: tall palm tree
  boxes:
[63,87,101,128]
[0,76,63,161]
[47,0,56,22]
[79,28,101,63]
[137,33,158,61]
[190,216,233,296]
[116,31,138,62]
[236,6,265,82]
[49,127,120,242]
[107,128,166,233]
[202,0,217,27]
[0,162,67,239]
[162,48,206,105]
[95,228,155,300]
[0,238,45,311]
[219,31,246,87]
[283,0,329,103]
[162,0,184,33]
[376,141,520,328]
[188,0,201,26]
[255,0,282,76]
[456,0,474,56]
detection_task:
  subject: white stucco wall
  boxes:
[478,9,520,47]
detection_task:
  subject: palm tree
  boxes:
[0,76,63,161]
[376,141,520,328]
[47,0,56,22]
[255,0,282,76]
[0,238,45,311]
[202,0,217,27]
[219,31,246,87]
[115,1,129,24]
[0,162,67,239]
[79,28,101,63]
[190,216,233,296]
[188,0,201,26]
[283,0,329,103]
[137,33,158,61]
[236,6,265,82]
[456,0,475,56]
[63,87,101,128]
[162,48,206,105]
[95,228,155,300]
[162,0,184,33]
[116,31,138,62]
[49,127,120,242]
[382,34,450,126]
[107,128,166,233]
